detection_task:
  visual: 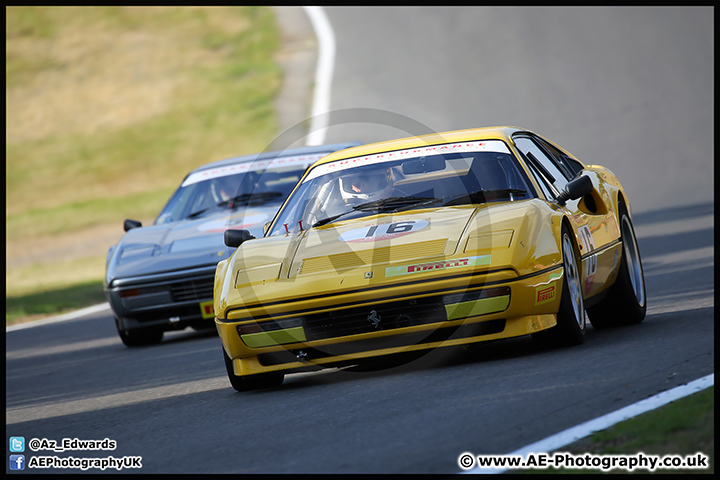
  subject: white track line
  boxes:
[6,303,110,332]
[461,373,715,474]
[303,6,335,146]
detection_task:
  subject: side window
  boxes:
[513,136,570,195]
[521,156,555,200]
[536,138,584,178]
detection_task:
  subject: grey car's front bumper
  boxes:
[105,265,217,332]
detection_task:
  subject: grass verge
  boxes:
[515,386,714,474]
[6,281,107,325]
[6,6,284,325]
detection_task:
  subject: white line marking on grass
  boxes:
[461,373,714,474]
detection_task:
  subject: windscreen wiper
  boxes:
[185,192,283,219]
[442,189,527,206]
[186,192,285,219]
[185,207,214,219]
[312,196,438,228]
[224,191,284,207]
[312,212,350,228]
[352,196,439,212]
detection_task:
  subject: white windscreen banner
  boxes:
[304,140,511,182]
[181,154,326,187]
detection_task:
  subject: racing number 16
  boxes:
[365,221,416,238]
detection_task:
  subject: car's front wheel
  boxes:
[587,202,646,328]
[222,348,284,392]
[533,224,586,348]
[115,319,163,347]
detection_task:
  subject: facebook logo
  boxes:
[9,437,25,452]
[9,455,25,470]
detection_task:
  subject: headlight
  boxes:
[443,287,511,320]
[237,317,306,348]
[442,286,510,305]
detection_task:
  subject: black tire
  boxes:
[587,202,646,328]
[222,347,284,392]
[116,318,163,347]
[533,224,586,348]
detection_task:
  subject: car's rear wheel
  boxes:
[115,318,163,347]
[533,224,586,348]
[587,202,646,328]
[222,348,284,392]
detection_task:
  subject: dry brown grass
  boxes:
[6,6,310,308]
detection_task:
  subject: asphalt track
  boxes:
[5,7,714,474]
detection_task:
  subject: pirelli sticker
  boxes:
[385,255,491,278]
[535,286,556,305]
[534,272,563,306]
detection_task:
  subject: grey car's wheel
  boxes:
[222,347,284,392]
[116,319,163,347]
[533,224,586,348]
[588,202,646,328]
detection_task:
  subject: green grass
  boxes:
[5,281,107,324]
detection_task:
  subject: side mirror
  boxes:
[224,229,255,248]
[557,175,593,206]
[263,221,272,236]
[124,219,142,232]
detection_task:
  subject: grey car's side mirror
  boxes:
[557,175,593,206]
[124,219,142,232]
[224,229,255,248]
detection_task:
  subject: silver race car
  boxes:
[105,143,359,346]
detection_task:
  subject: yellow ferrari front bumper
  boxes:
[216,265,564,377]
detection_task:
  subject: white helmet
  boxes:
[338,167,394,205]
[210,176,235,203]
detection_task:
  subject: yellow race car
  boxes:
[214,127,646,391]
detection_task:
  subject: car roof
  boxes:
[311,127,531,166]
[189,143,362,174]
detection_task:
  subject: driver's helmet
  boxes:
[210,176,235,203]
[338,167,394,204]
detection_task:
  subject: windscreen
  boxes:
[269,140,535,236]
[154,154,324,225]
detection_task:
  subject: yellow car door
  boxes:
[511,134,621,299]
